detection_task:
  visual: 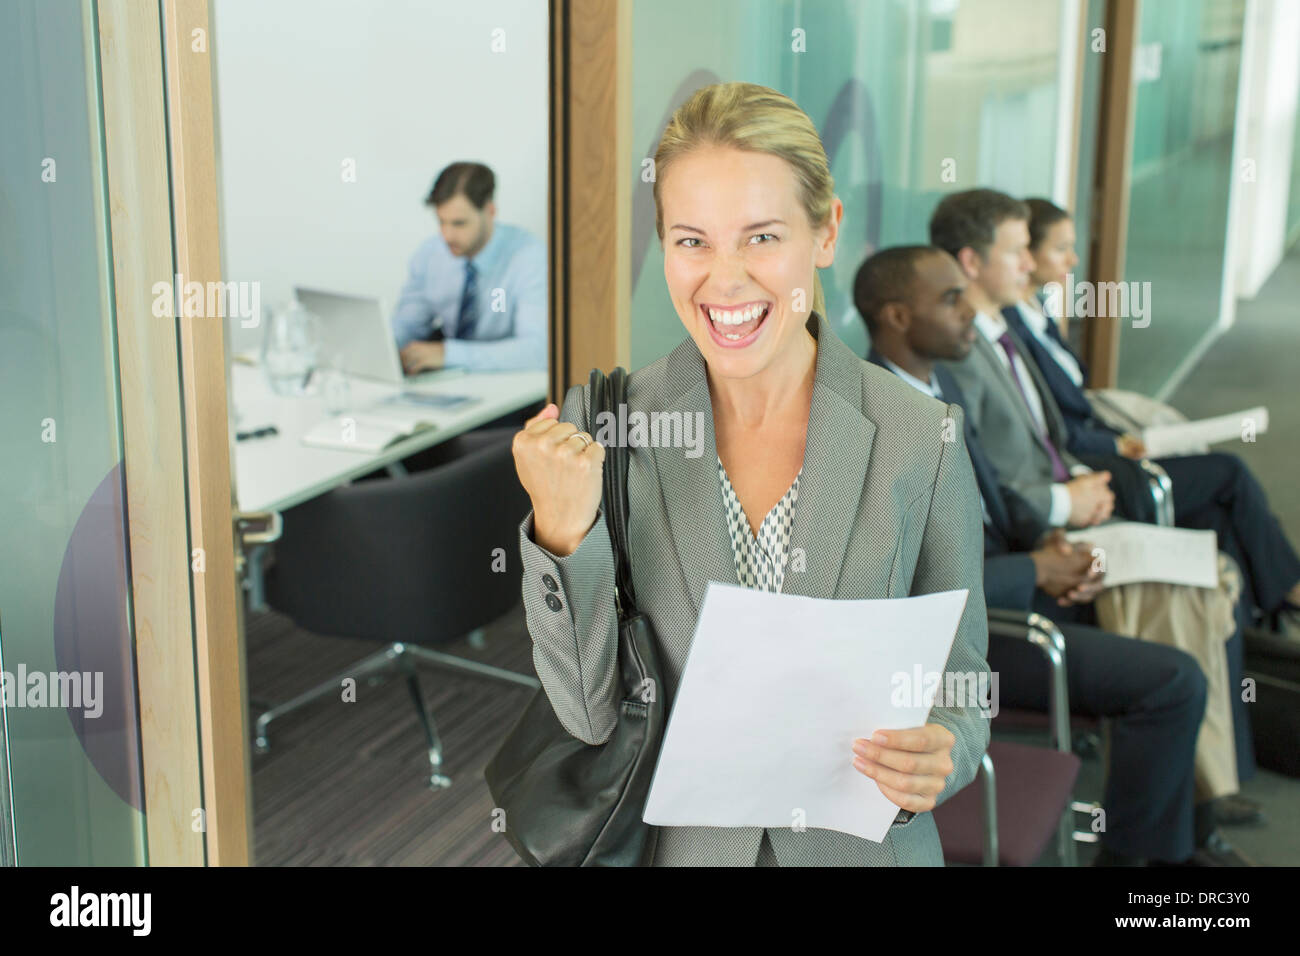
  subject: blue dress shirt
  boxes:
[390,221,547,371]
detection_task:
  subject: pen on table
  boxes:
[237,426,279,442]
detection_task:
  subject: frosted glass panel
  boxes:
[0,0,147,865]
[1289,86,1300,246]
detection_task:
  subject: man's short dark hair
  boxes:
[929,188,1029,260]
[853,245,941,338]
[1024,197,1071,250]
[425,162,495,209]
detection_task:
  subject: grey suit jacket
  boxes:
[941,324,1082,522]
[517,313,990,866]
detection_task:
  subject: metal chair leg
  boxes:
[246,544,270,613]
[1138,458,1175,526]
[404,644,541,689]
[1057,808,1080,865]
[398,653,451,789]
[979,752,999,866]
[254,643,403,753]
[253,637,538,788]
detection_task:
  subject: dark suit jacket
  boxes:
[866,349,1045,611]
[1000,304,1121,457]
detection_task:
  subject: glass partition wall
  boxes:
[1116,0,1246,395]
[0,0,149,865]
[628,0,1076,369]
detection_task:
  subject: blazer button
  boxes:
[545,593,563,612]
[542,573,559,592]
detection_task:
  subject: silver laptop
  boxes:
[293,287,461,386]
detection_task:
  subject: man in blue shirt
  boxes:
[392,162,547,373]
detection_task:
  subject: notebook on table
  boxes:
[301,413,436,453]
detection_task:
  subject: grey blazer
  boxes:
[517,313,990,866]
[941,324,1082,522]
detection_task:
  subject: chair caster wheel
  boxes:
[254,736,270,754]
[429,773,452,789]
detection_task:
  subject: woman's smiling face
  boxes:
[661,145,840,381]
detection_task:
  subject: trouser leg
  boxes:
[993,609,1206,862]
[1159,452,1300,617]
[1227,598,1257,782]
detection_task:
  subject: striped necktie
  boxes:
[456,260,478,339]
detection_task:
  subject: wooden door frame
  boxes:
[161,0,252,867]
[550,0,632,398]
[1084,0,1141,388]
[98,0,250,866]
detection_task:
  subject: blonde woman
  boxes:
[512,83,989,866]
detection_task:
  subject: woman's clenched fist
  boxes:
[512,403,605,557]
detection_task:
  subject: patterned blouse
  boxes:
[717,456,802,593]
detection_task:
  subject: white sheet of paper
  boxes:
[1065,522,1218,588]
[642,583,971,843]
[1141,406,1268,458]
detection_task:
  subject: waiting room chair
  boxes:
[1138,458,1175,526]
[932,610,1082,865]
[257,428,540,788]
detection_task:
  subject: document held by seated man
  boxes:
[642,583,971,843]
[1141,406,1268,458]
[1065,522,1219,589]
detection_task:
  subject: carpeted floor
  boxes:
[1157,244,1300,867]
[248,603,534,866]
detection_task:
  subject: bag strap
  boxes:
[589,367,638,617]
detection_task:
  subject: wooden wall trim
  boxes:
[97,0,205,866]
[162,0,253,867]
[1086,0,1140,388]
[560,0,631,388]
[549,0,567,402]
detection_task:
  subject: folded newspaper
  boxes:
[1141,407,1268,458]
[1065,523,1218,589]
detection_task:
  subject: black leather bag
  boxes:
[484,367,666,866]
[1245,627,1300,777]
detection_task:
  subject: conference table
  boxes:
[231,360,547,606]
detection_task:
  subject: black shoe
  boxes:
[1172,832,1254,866]
[1072,731,1102,760]
[1149,831,1254,867]
[1214,794,1265,827]
[1201,831,1253,865]
[1276,606,1300,641]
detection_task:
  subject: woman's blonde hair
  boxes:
[652,82,835,320]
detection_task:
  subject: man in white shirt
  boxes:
[929,189,1114,529]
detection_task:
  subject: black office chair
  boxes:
[257,427,540,788]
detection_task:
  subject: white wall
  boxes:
[212,0,548,353]
[1230,0,1300,300]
